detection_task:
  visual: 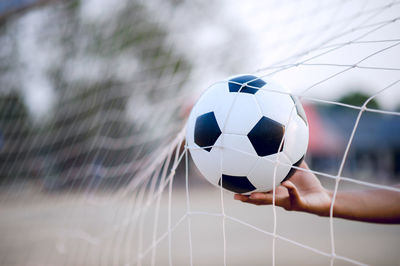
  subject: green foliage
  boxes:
[339,91,380,109]
[0,91,31,136]
[0,91,32,181]
[0,91,28,121]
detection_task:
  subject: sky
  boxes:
[232,1,400,109]
[197,0,400,109]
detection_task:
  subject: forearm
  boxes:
[323,187,400,224]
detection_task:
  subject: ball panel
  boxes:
[283,115,309,162]
[188,137,223,185]
[221,134,258,176]
[212,90,236,131]
[223,94,262,135]
[190,82,235,131]
[194,112,221,152]
[228,75,266,94]
[247,152,292,192]
[255,89,295,125]
[218,174,256,193]
[247,116,285,157]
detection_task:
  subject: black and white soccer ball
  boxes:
[186,74,309,194]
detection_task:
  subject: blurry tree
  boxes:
[338,91,380,109]
[47,0,190,175]
[0,91,32,181]
[0,0,193,187]
[0,18,32,181]
[0,92,30,134]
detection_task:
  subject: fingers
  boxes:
[281,180,300,199]
[234,192,274,205]
[234,194,248,201]
[281,180,303,209]
[234,181,304,210]
[250,192,273,201]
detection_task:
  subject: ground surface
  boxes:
[0,180,399,266]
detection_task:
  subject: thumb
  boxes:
[281,180,301,203]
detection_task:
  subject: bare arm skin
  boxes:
[234,161,400,224]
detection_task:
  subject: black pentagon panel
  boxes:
[281,156,304,183]
[247,116,285,157]
[290,95,308,125]
[229,75,266,95]
[194,112,222,152]
[218,174,256,193]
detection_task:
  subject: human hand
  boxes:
[234,161,332,216]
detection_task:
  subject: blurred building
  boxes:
[305,104,400,182]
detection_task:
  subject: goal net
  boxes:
[0,0,399,265]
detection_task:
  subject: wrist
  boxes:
[313,189,334,217]
[324,190,334,217]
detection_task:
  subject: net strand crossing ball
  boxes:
[186,74,309,194]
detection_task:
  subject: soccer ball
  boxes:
[186,74,309,194]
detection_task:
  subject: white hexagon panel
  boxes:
[222,93,262,135]
[248,152,292,193]
[220,134,258,177]
[255,88,295,125]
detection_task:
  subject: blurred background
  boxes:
[0,0,399,265]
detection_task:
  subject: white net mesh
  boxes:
[0,0,400,265]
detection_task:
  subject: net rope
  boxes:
[1,0,400,265]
